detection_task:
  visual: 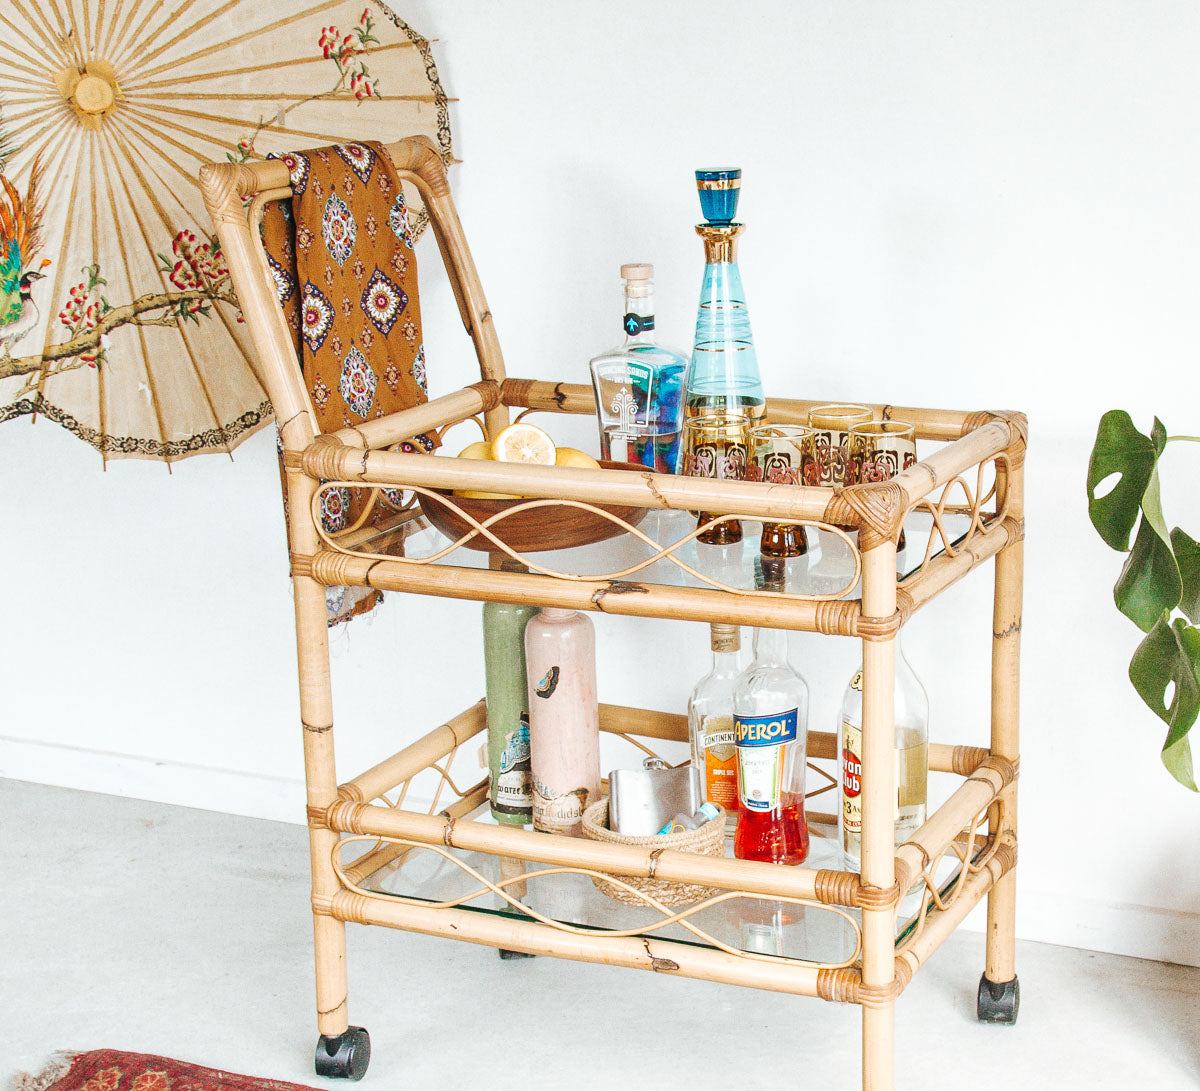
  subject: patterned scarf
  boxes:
[261,141,436,622]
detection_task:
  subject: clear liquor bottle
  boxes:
[685,168,766,425]
[732,561,810,864]
[688,623,744,820]
[589,263,687,474]
[839,638,930,869]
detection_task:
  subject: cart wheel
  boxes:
[499,948,535,960]
[315,1025,371,1080]
[977,973,1020,1024]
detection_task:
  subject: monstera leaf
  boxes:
[1088,411,1199,790]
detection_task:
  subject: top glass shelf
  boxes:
[356,507,970,594]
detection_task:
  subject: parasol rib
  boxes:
[98,0,137,60]
[122,39,421,92]
[107,118,261,388]
[110,0,206,75]
[130,0,344,83]
[127,100,366,148]
[108,117,265,390]
[130,91,446,104]
[107,0,159,71]
[110,0,183,74]
[96,139,173,465]
[78,0,94,59]
[0,12,73,73]
[106,127,234,458]
[0,53,59,84]
[88,128,108,466]
[42,0,86,70]
[8,0,76,71]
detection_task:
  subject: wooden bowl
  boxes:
[417,460,651,553]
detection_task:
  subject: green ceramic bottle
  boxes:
[484,598,539,825]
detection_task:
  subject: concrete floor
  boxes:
[3,778,1198,1090]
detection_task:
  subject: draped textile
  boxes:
[261,141,437,622]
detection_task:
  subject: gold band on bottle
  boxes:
[696,223,743,264]
[696,177,742,191]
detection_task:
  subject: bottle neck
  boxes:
[752,625,788,665]
[622,283,657,346]
[696,222,743,265]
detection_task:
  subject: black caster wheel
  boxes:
[977,973,1020,1024]
[499,948,535,960]
[315,1025,371,1080]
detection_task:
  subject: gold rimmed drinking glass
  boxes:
[846,420,917,486]
[747,423,813,557]
[682,412,752,545]
[807,403,872,487]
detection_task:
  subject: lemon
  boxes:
[491,422,556,465]
[456,439,493,460]
[554,446,601,470]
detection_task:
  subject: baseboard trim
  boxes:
[5,736,1197,967]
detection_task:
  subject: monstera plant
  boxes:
[1088,412,1200,790]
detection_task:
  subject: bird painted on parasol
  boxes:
[0,157,50,361]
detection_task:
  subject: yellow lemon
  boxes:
[554,446,601,470]
[456,439,493,460]
[491,422,556,465]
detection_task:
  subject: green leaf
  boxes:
[1129,615,1200,790]
[1087,411,1159,551]
[1114,512,1183,632]
[1171,527,1200,624]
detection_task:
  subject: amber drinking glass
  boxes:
[846,420,917,551]
[682,412,751,545]
[807,404,872,488]
[747,423,813,558]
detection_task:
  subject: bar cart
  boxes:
[202,137,1024,1091]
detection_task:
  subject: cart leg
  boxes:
[860,537,897,1091]
[980,472,1023,1025]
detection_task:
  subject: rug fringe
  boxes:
[9,1051,79,1091]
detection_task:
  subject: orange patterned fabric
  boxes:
[261,141,437,622]
[17,1048,323,1090]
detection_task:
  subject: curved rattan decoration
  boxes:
[311,481,863,601]
[894,799,1001,955]
[906,455,1010,575]
[332,834,863,970]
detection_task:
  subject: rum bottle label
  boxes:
[841,718,863,839]
[734,709,798,812]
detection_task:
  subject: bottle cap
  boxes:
[695,802,721,824]
[620,262,654,281]
[695,168,742,224]
[710,623,740,653]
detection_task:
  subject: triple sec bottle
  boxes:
[688,623,744,817]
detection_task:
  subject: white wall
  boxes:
[3,0,1199,966]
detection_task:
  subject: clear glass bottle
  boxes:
[589,263,687,474]
[524,607,602,836]
[684,168,766,425]
[839,638,930,869]
[688,623,744,819]
[483,598,539,825]
[732,561,810,864]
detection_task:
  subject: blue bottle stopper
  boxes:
[695,168,742,224]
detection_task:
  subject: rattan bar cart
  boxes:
[201,137,1024,1091]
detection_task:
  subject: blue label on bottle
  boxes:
[623,312,655,336]
[734,710,798,747]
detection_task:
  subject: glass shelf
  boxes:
[359,811,964,965]
[357,507,970,593]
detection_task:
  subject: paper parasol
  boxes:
[0,0,451,462]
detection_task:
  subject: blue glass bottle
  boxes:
[685,169,766,425]
[589,263,687,473]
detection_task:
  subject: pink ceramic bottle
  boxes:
[524,607,602,836]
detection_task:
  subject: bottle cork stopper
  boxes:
[620,262,654,282]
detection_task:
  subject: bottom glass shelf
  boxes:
[358,811,963,966]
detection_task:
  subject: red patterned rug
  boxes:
[10,1051,323,1091]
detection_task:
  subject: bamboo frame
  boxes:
[201,135,1025,1091]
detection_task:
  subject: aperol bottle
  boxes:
[732,562,810,865]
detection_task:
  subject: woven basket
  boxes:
[581,798,726,907]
